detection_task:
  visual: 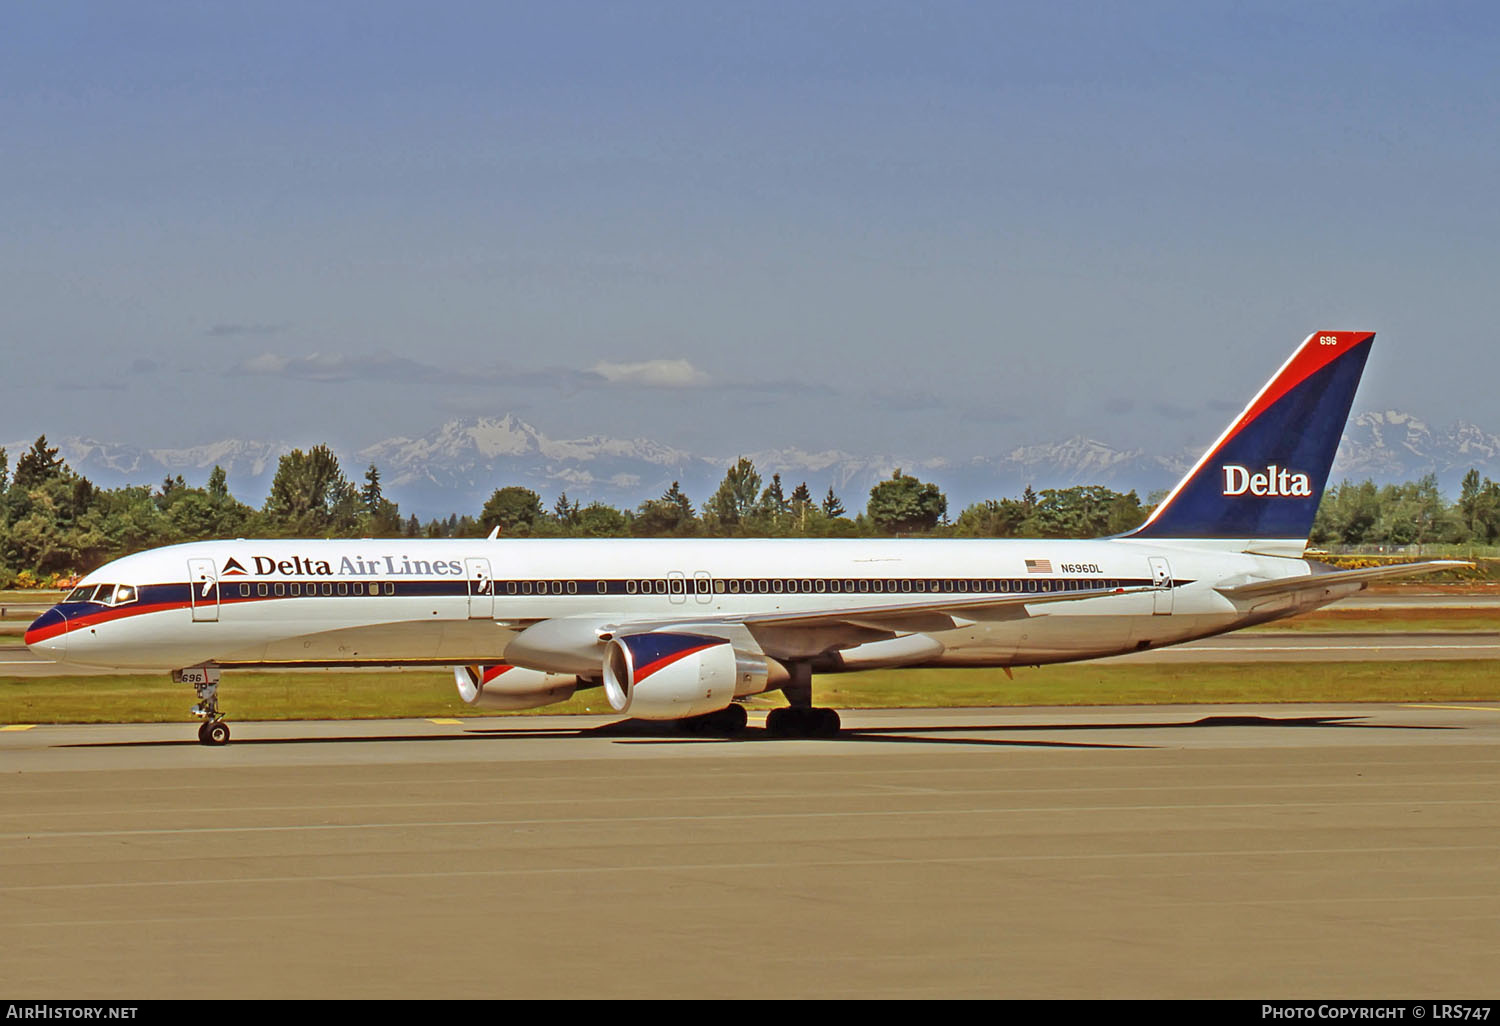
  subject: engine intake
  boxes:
[602,632,748,720]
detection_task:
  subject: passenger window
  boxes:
[274,583,285,597]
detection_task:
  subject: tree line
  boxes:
[1,435,1497,587]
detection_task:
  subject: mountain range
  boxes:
[8,410,1499,520]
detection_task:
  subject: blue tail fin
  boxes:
[1127,331,1374,543]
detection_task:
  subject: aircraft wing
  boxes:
[505,583,1158,672]
[1213,559,1472,599]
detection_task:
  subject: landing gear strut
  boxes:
[175,666,230,746]
[766,662,841,738]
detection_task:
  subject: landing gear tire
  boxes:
[678,703,748,736]
[766,706,841,738]
[197,720,231,746]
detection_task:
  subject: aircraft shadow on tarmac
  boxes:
[58,712,1454,752]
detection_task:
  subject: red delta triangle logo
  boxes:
[221,557,249,577]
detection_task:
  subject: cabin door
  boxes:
[188,558,219,622]
[466,558,494,619]
[1149,557,1173,615]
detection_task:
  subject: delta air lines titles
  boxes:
[232,554,467,578]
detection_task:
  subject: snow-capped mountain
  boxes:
[7,409,1498,519]
[1329,411,1500,487]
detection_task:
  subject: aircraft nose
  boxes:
[24,606,68,658]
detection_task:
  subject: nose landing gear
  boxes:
[175,666,229,746]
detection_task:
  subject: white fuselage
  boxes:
[29,535,1355,675]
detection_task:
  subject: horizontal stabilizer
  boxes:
[1214,560,1472,599]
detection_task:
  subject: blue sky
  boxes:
[3,1,1497,464]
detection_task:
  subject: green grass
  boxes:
[3,661,1497,725]
[1243,607,1500,633]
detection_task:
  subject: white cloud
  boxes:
[590,359,710,389]
[230,352,445,383]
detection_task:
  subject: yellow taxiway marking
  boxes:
[1403,704,1500,713]
[1,724,37,731]
[428,719,464,725]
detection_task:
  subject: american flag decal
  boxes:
[1025,558,1052,574]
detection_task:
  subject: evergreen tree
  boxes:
[634,482,698,537]
[553,492,580,526]
[263,445,357,536]
[789,481,812,511]
[821,486,845,518]
[12,436,66,491]
[207,465,230,502]
[361,464,383,511]
[705,457,762,530]
[759,473,789,518]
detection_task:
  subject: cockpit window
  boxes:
[64,584,134,605]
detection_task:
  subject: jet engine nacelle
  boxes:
[602,632,759,720]
[453,664,578,710]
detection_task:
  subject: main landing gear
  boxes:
[766,662,841,738]
[677,702,749,736]
[175,666,230,746]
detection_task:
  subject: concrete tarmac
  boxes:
[3,704,1498,999]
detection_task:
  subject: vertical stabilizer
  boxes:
[1126,331,1374,545]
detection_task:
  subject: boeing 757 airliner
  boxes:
[25,330,1465,743]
